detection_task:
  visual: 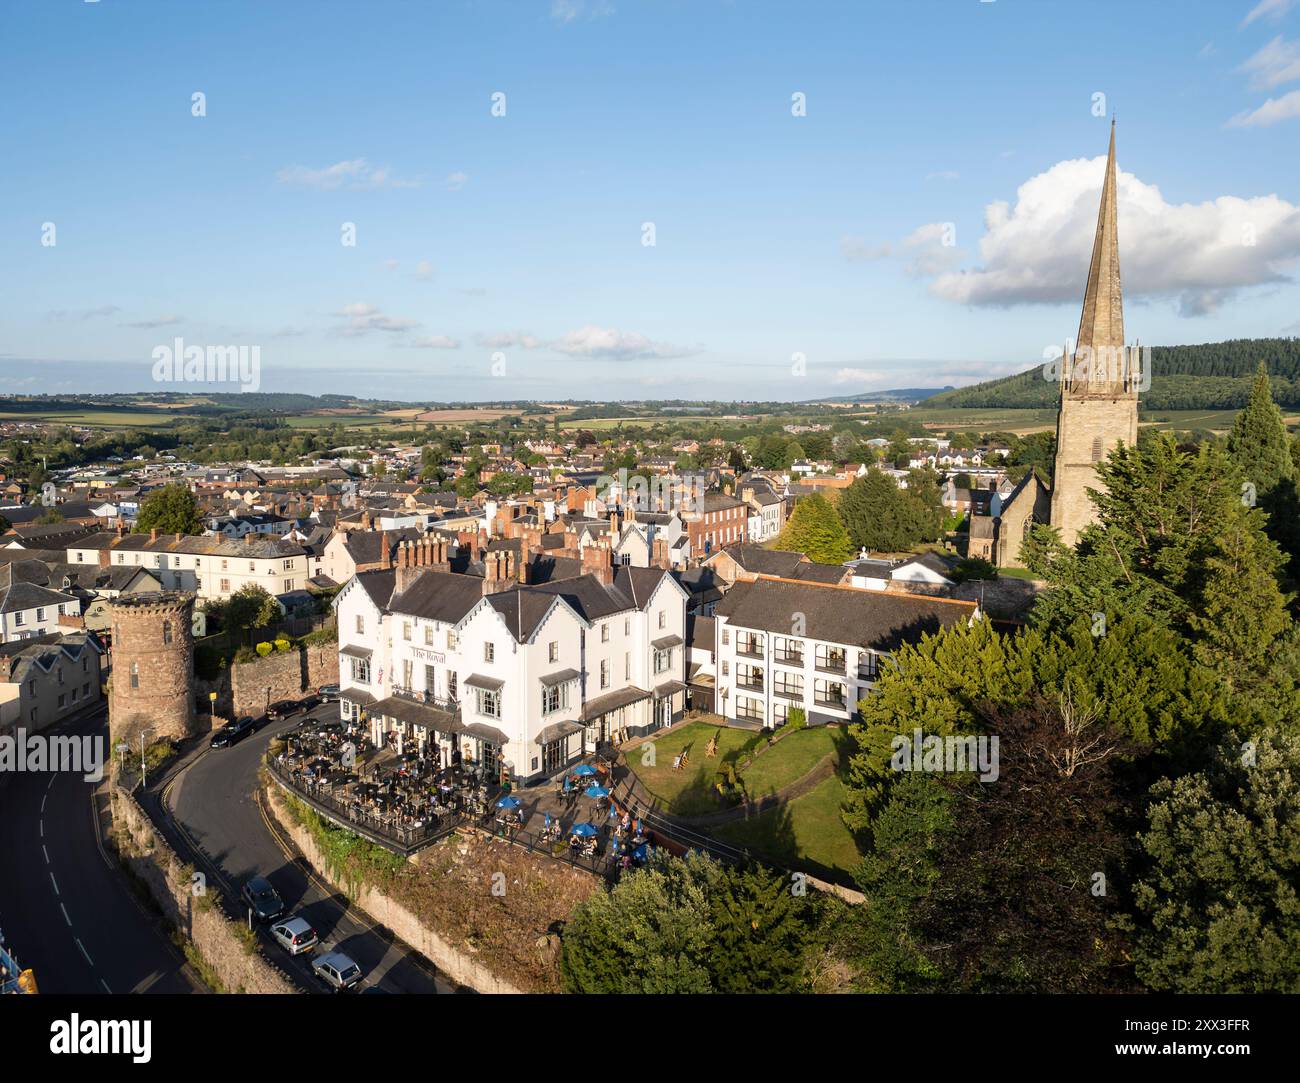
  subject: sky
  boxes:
[2,0,1299,403]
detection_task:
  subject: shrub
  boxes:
[255,642,273,657]
[273,636,292,653]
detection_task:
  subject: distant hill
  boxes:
[818,387,954,404]
[925,338,1300,411]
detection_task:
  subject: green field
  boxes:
[715,775,862,882]
[0,409,202,428]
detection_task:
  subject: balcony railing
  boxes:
[814,696,847,710]
[772,685,804,701]
[773,651,804,667]
[390,685,460,712]
[735,677,765,692]
[735,641,765,659]
[816,656,847,676]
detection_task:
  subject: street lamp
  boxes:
[139,727,154,788]
[208,691,217,728]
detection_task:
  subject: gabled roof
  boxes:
[713,577,977,651]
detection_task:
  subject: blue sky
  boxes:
[2,0,1299,402]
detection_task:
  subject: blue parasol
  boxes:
[496,795,521,809]
[569,822,599,838]
[585,785,610,799]
[572,764,598,778]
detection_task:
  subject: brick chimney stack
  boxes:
[379,530,391,569]
[150,528,158,543]
[582,538,614,586]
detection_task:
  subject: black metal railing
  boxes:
[267,757,469,854]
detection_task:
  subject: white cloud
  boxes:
[551,325,698,361]
[47,305,119,322]
[921,154,1300,317]
[1242,0,1295,28]
[383,258,400,271]
[832,367,884,385]
[414,260,435,280]
[840,235,891,262]
[445,171,468,192]
[407,335,460,349]
[925,170,961,182]
[1241,35,1300,89]
[551,0,613,23]
[276,159,419,190]
[903,222,963,277]
[1229,87,1300,126]
[123,314,183,328]
[332,303,418,335]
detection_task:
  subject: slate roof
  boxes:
[713,578,977,651]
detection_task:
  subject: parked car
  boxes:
[241,876,285,923]
[312,951,362,992]
[210,716,255,749]
[317,684,341,702]
[266,700,301,722]
[297,694,322,713]
[270,915,319,956]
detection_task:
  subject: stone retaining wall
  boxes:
[230,643,338,718]
[264,781,524,995]
[112,786,297,994]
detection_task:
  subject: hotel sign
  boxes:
[411,647,446,664]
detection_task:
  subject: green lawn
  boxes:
[739,727,840,799]
[715,775,862,883]
[633,721,765,816]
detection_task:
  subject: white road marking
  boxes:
[43,845,50,864]
[41,793,47,814]
[49,871,60,895]
[100,979,112,994]
[39,819,44,838]
[47,774,55,790]
[76,938,94,967]
[60,903,72,926]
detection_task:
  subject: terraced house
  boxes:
[61,527,308,601]
[334,539,688,784]
[709,577,980,728]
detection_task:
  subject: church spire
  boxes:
[1075,119,1124,355]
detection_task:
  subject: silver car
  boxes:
[270,916,318,956]
[312,951,362,992]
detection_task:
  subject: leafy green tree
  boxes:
[774,492,852,563]
[454,475,481,499]
[561,853,813,993]
[224,584,278,639]
[1134,727,1300,993]
[134,484,203,535]
[727,445,747,473]
[1227,362,1293,496]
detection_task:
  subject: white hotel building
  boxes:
[62,529,308,601]
[333,544,688,783]
[709,577,979,728]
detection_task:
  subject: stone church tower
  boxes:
[1049,121,1141,548]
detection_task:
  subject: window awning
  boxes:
[462,721,509,746]
[539,667,580,688]
[463,673,504,692]
[340,644,373,659]
[371,695,460,735]
[654,679,687,697]
[580,685,651,721]
[651,634,683,650]
[341,687,376,705]
[536,719,585,746]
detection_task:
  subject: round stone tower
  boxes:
[108,592,197,744]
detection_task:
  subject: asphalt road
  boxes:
[0,708,198,995]
[163,706,454,994]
